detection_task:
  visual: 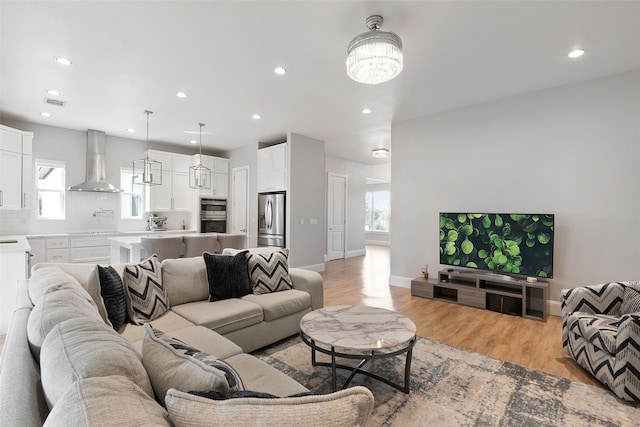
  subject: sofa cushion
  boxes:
[247,249,293,295]
[204,251,252,301]
[242,290,311,322]
[164,386,374,427]
[27,288,102,360]
[40,318,153,408]
[171,299,263,335]
[223,353,309,397]
[162,257,209,306]
[98,265,129,331]
[569,311,619,354]
[142,325,245,405]
[28,267,96,308]
[123,255,170,325]
[620,285,640,315]
[42,376,171,427]
[120,310,196,344]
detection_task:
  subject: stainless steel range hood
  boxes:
[68,130,123,192]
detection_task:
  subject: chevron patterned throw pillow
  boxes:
[123,255,170,325]
[248,249,293,295]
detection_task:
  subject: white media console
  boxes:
[411,268,548,321]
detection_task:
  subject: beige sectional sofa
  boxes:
[0,254,374,426]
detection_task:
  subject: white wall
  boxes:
[288,133,326,269]
[390,69,640,305]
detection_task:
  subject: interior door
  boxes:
[327,173,347,260]
[231,166,249,236]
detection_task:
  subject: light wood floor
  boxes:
[0,246,600,389]
[321,245,603,389]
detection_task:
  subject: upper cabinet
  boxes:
[145,150,194,211]
[0,125,33,210]
[257,143,287,193]
[192,155,230,199]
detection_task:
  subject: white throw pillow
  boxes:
[165,386,375,427]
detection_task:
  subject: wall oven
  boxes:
[200,198,227,233]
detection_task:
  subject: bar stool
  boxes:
[140,236,184,262]
[183,234,221,258]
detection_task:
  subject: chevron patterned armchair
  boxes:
[561,281,640,402]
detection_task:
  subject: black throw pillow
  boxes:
[98,265,129,331]
[203,251,252,302]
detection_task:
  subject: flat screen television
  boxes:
[439,213,554,278]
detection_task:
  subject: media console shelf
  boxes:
[411,269,548,321]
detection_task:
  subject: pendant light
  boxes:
[189,123,211,189]
[133,110,162,186]
[346,15,403,85]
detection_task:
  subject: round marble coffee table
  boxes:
[299,305,417,393]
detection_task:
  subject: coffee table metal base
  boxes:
[300,332,416,394]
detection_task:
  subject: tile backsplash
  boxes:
[0,192,193,235]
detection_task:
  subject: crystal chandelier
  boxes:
[346,15,403,85]
[189,123,211,189]
[133,110,162,186]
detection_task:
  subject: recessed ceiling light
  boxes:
[176,92,187,98]
[362,108,372,114]
[47,89,60,96]
[190,139,197,144]
[253,114,261,120]
[54,56,73,66]
[127,128,135,133]
[41,112,52,117]
[274,67,286,75]
[568,49,585,59]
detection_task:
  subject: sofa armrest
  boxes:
[0,308,49,426]
[561,282,625,317]
[289,268,324,311]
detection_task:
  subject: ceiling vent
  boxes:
[44,97,66,107]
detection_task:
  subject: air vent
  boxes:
[44,97,66,107]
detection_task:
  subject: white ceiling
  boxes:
[2,1,640,165]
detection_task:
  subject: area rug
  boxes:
[253,336,640,426]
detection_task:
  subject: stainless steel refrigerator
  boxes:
[258,192,286,248]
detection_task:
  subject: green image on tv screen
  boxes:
[439,213,554,278]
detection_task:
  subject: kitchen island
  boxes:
[0,236,31,334]
[109,232,197,263]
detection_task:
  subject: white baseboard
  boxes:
[389,275,412,288]
[298,263,325,273]
[346,249,366,258]
[366,240,390,246]
[548,300,561,317]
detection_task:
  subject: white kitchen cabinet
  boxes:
[0,149,22,209]
[193,155,230,198]
[45,237,69,262]
[257,143,287,193]
[0,125,34,209]
[70,236,111,263]
[146,151,195,212]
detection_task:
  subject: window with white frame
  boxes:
[120,167,143,218]
[36,159,65,219]
[365,190,390,232]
